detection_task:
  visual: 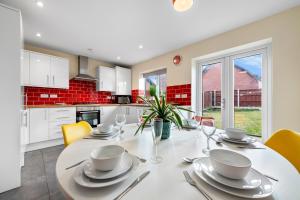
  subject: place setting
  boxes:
[183,149,275,199]
[84,124,120,140]
[70,145,150,199]
[213,128,266,150]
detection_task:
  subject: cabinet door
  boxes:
[29,108,49,143]
[97,66,116,92]
[29,52,51,87]
[100,106,118,125]
[115,67,131,95]
[21,50,30,86]
[50,57,69,89]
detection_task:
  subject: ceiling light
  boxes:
[173,0,193,12]
[117,56,121,60]
[36,32,41,37]
[138,45,143,49]
[36,1,44,8]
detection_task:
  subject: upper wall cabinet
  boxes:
[21,50,69,89]
[96,66,116,92]
[115,66,131,95]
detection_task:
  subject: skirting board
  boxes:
[25,139,64,152]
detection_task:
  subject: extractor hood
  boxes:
[72,56,97,81]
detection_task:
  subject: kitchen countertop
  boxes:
[26,103,189,109]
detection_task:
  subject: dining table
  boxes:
[56,124,300,200]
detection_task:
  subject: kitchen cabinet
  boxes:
[98,106,118,125]
[96,66,116,92]
[21,50,30,85]
[29,108,49,143]
[29,107,76,143]
[121,106,139,124]
[50,57,69,89]
[29,52,51,87]
[21,50,69,89]
[115,66,131,95]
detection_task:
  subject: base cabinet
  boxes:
[29,107,76,144]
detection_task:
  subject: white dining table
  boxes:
[56,124,300,200]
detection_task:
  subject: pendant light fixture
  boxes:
[173,0,193,12]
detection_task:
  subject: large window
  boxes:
[143,69,167,97]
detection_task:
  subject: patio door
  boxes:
[196,46,270,138]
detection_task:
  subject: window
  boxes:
[143,69,167,97]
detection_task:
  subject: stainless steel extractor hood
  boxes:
[72,56,97,81]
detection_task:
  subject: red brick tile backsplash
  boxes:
[25,80,112,105]
[131,84,191,106]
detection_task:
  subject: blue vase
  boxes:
[161,121,171,140]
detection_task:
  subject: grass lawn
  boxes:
[203,108,262,137]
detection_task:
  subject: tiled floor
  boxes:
[0,145,65,200]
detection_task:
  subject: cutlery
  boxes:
[113,171,150,200]
[210,137,223,146]
[237,146,266,149]
[253,168,279,182]
[183,157,203,164]
[125,150,147,163]
[65,159,86,170]
[183,170,213,200]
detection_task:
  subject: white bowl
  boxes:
[209,149,252,179]
[97,124,114,133]
[90,145,125,171]
[225,128,246,140]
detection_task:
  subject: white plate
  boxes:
[220,133,256,144]
[92,128,119,137]
[83,153,133,180]
[73,154,139,188]
[193,162,273,199]
[195,157,261,190]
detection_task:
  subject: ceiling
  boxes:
[1,0,300,66]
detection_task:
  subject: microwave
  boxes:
[112,95,132,104]
[76,110,100,128]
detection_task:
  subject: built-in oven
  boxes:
[76,110,100,128]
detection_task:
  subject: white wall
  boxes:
[0,4,21,192]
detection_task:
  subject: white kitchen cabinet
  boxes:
[96,66,116,92]
[115,66,131,95]
[29,52,51,87]
[50,57,69,89]
[121,106,139,124]
[99,106,118,125]
[29,107,76,143]
[29,108,49,143]
[21,50,30,86]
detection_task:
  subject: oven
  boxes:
[76,110,100,128]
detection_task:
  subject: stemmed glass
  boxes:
[151,118,163,164]
[201,125,217,155]
[136,108,144,126]
[115,114,126,134]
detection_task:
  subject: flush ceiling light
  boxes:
[117,56,121,60]
[173,0,193,12]
[36,1,44,8]
[36,32,41,37]
[138,45,143,49]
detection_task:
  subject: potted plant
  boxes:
[135,85,192,139]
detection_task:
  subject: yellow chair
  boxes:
[61,121,93,147]
[265,129,300,173]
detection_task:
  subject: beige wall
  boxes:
[132,6,300,132]
[24,44,113,78]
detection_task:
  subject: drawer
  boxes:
[49,119,75,130]
[49,119,75,140]
[49,107,76,121]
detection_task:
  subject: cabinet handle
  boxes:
[53,76,55,86]
[101,81,103,89]
[47,75,49,85]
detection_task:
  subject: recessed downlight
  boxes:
[117,56,121,60]
[36,1,44,8]
[138,44,143,49]
[36,32,42,37]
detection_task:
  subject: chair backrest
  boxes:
[265,129,300,173]
[61,121,93,147]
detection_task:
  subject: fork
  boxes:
[125,149,147,163]
[183,170,213,200]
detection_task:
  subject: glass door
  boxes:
[197,59,225,129]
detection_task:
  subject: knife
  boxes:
[113,171,150,200]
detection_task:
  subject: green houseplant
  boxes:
[135,85,192,139]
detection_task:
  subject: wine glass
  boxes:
[136,108,144,126]
[201,125,217,155]
[151,118,163,164]
[115,114,126,134]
